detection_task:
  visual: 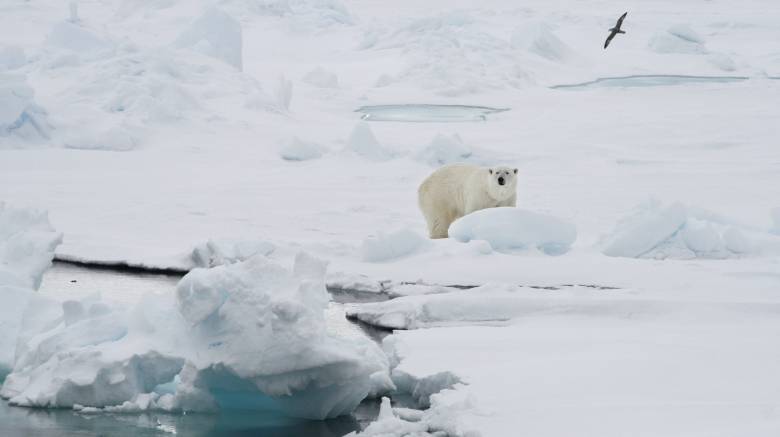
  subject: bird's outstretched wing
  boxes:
[604,31,616,49]
[615,12,628,29]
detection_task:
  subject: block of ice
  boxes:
[2,253,389,420]
[190,238,275,268]
[345,122,393,161]
[175,7,243,70]
[448,207,577,255]
[279,137,326,161]
[0,76,51,143]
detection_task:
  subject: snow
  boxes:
[345,121,393,160]
[361,228,428,263]
[449,207,577,254]
[174,7,243,71]
[602,201,780,259]
[1,254,390,419]
[190,238,275,268]
[0,203,61,380]
[415,133,471,166]
[1,0,780,434]
[279,136,326,161]
[0,76,50,144]
[303,66,339,88]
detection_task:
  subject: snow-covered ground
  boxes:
[2,0,780,435]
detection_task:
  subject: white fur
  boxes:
[418,164,518,239]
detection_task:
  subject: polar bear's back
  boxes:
[418,164,481,213]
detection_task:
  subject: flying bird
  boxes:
[604,12,628,49]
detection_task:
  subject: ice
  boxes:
[361,228,428,263]
[303,67,339,88]
[602,202,780,259]
[45,22,114,57]
[190,238,275,268]
[347,397,429,436]
[510,22,573,62]
[415,133,472,166]
[345,122,393,161]
[2,254,389,420]
[771,207,780,234]
[0,76,51,144]
[174,7,243,70]
[0,46,26,70]
[279,137,326,161]
[0,203,61,380]
[448,207,577,254]
[649,25,707,54]
[273,76,293,112]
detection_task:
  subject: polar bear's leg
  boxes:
[428,216,450,239]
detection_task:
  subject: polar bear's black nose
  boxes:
[498,177,505,186]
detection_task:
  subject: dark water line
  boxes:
[54,257,188,276]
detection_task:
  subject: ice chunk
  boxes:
[0,203,62,290]
[448,207,576,255]
[415,133,472,166]
[303,67,339,88]
[190,238,275,268]
[361,228,428,262]
[510,22,573,62]
[3,255,389,419]
[603,202,780,259]
[347,397,428,436]
[173,255,389,418]
[175,7,243,70]
[279,137,326,161]
[649,25,707,54]
[602,203,687,258]
[0,76,51,143]
[345,122,393,161]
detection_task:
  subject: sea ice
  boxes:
[448,207,577,254]
[279,137,327,161]
[361,228,428,263]
[415,133,472,166]
[345,122,393,161]
[175,7,243,70]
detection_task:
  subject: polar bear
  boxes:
[418,164,518,239]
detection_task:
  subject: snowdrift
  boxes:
[602,202,780,259]
[0,76,51,145]
[449,207,577,254]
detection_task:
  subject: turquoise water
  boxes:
[0,262,382,437]
[551,74,749,90]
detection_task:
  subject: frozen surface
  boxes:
[355,104,509,122]
[174,7,243,70]
[449,207,577,254]
[1,0,780,435]
[602,201,780,259]
[0,203,61,379]
[1,255,390,420]
[361,228,428,263]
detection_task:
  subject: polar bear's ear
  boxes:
[488,169,493,174]
[513,168,518,174]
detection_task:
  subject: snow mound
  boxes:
[415,133,472,166]
[449,207,577,255]
[45,22,114,58]
[0,76,51,144]
[280,137,326,161]
[510,22,573,62]
[190,238,275,268]
[649,25,707,54]
[302,67,339,88]
[602,202,780,259]
[345,122,393,161]
[361,228,428,262]
[175,7,243,70]
[0,203,62,380]
[2,254,389,420]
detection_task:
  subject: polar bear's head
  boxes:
[486,166,518,201]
